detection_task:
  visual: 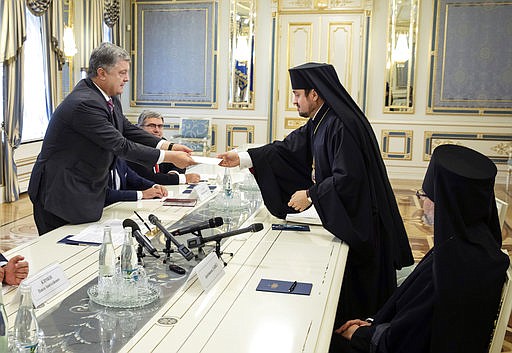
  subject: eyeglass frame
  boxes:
[142,123,164,129]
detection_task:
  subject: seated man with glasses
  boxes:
[127,111,200,185]
[332,144,509,353]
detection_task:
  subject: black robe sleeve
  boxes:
[247,124,313,219]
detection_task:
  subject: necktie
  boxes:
[107,98,114,113]
[154,164,160,173]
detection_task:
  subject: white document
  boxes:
[192,156,222,165]
[68,219,126,246]
[285,205,322,225]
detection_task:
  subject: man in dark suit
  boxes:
[0,253,29,286]
[28,42,196,235]
[105,158,168,206]
[127,110,201,185]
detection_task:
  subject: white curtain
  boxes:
[0,0,26,202]
[80,0,103,72]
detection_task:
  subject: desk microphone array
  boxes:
[187,223,264,249]
[122,218,160,259]
[149,214,194,261]
[171,217,223,236]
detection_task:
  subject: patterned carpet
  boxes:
[1,188,512,350]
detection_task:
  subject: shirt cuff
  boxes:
[156,140,165,149]
[0,261,7,267]
[179,174,186,184]
[137,191,143,200]
[239,151,253,170]
[157,150,165,164]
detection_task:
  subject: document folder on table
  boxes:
[256,279,312,296]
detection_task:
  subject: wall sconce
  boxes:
[63,26,77,58]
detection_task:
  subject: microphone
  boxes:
[187,223,264,249]
[148,214,194,261]
[123,219,160,258]
[171,217,223,236]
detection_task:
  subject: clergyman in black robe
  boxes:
[218,63,413,324]
[335,144,509,353]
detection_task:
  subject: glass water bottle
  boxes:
[13,282,39,353]
[0,287,8,352]
[120,227,138,279]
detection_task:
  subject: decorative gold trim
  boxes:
[226,124,255,150]
[285,117,308,129]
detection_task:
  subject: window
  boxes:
[22,8,49,142]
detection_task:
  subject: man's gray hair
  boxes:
[87,42,130,78]
[137,110,164,126]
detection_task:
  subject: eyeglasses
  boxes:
[142,123,164,129]
[415,189,428,199]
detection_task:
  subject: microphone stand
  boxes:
[214,238,234,267]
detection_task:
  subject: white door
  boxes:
[274,13,365,140]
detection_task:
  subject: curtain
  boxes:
[80,0,103,72]
[43,1,65,111]
[104,0,120,45]
[0,0,26,202]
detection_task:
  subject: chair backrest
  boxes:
[180,118,211,138]
[496,198,509,232]
[488,262,512,353]
[177,117,212,156]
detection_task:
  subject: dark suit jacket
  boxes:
[126,160,181,185]
[0,253,7,263]
[28,78,162,224]
[105,159,155,206]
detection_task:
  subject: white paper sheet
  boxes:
[192,156,222,165]
[68,219,127,246]
[285,205,322,225]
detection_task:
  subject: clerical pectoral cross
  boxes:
[310,108,330,184]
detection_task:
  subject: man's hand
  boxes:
[217,151,240,167]
[3,255,29,286]
[142,185,168,199]
[334,319,371,341]
[164,151,196,169]
[288,190,312,212]
[185,173,201,184]
[171,143,193,153]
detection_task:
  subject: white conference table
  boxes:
[3,166,348,353]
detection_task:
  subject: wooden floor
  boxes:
[1,180,511,350]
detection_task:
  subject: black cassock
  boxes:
[248,103,413,323]
[344,145,509,353]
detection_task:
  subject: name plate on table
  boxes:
[192,182,212,201]
[23,263,70,307]
[187,252,224,290]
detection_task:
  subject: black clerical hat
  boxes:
[422,144,496,203]
[289,62,333,89]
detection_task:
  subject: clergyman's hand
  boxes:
[334,319,371,341]
[217,151,240,167]
[288,190,311,212]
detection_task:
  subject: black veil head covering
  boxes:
[421,144,508,352]
[422,144,501,244]
[288,62,413,268]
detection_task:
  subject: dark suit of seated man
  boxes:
[0,253,29,286]
[105,159,168,207]
[126,110,200,186]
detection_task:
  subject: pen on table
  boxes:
[134,211,152,232]
[288,281,297,293]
